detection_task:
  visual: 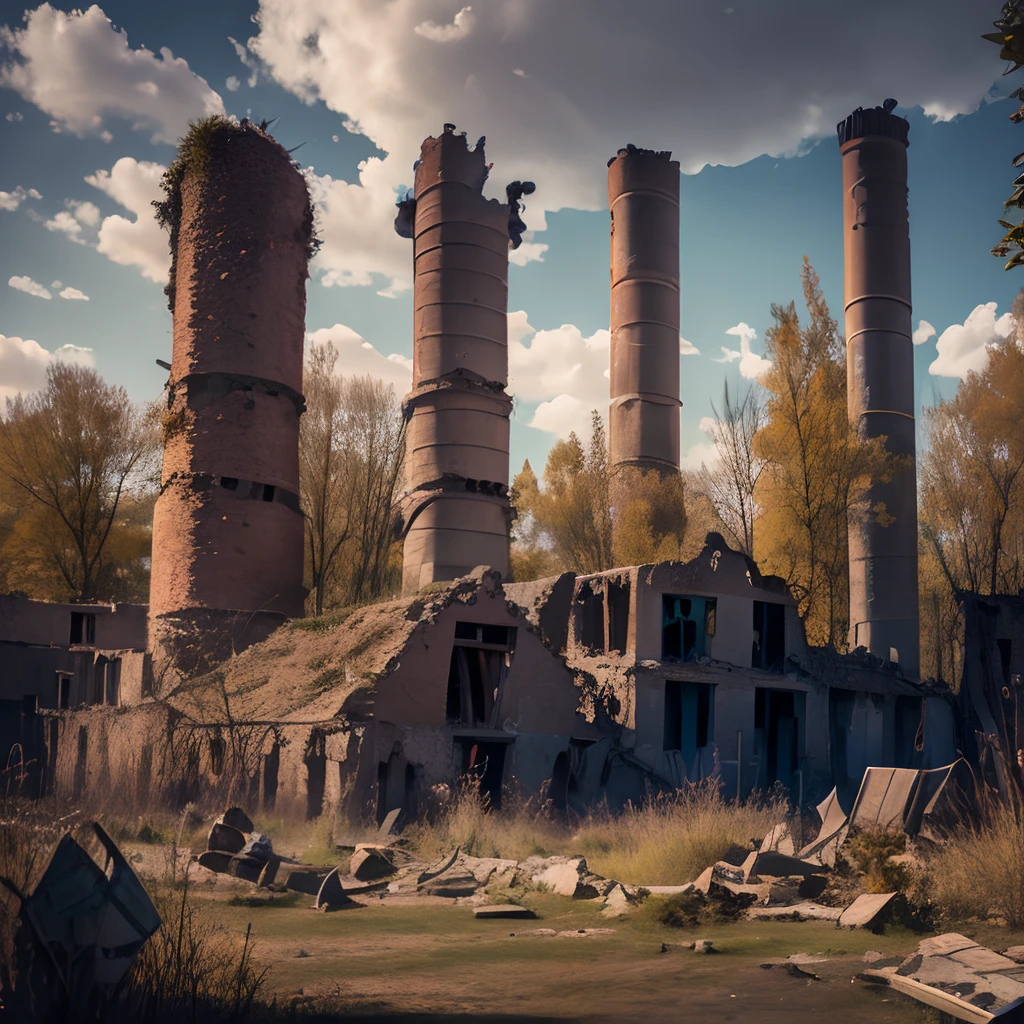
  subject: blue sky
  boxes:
[0,0,1019,480]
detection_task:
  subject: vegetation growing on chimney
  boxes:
[153,115,321,311]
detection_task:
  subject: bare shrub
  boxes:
[117,872,270,1024]
[928,796,1024,927]
[843,826,912,894]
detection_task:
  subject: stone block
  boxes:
[350,845,396,881]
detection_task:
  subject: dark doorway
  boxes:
[550,751,570,812]
[263,741,280,809]
[460,741,508,810]
[895,696,922,769]
[754,688,804,790]
[577,583,605,652]
[304,730,327,819]
[73,725,88,799]
[752,601,786,671]
[57,674,71,710]
[998,637,1013,685]
[663,681,714,768]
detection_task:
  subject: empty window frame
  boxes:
[576,582,605,652]
[57,673,71,710]
[662,595,716,661]
[752,601,786,672]
[607,579,630,654]
[663,681,715,765]
[445,622,515,727]
[70,612,96,646]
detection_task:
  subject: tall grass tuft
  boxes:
[929,792,1024,927]
[573,781,787,885]
[118,870,270,1023]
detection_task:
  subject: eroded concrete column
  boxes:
[607,145,682,511]
[839,101,919,677]
[394,125,519,594]
[149,118,312,675]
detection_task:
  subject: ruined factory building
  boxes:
[40,534,957,821]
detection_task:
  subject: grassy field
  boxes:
[183,880,949,1023]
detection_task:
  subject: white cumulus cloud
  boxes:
[414,6,476,43]
[59,286,89,301]
[0,3,224,144]
[0,334,94,405]
[507,311,611,438]
[5,111,22,121]
[0,185,42,211]
[680,336,699,355]
[225,75,240,92]
[913,319,936,345]
[44,209,88,243]
[305,324,412,395]
[228,36,260,88]
[248,0,1001,293]
[85,157,170,284]
[304,162,412,294]
[8,275,51,299]
[928,302,1016,378]
[680,415,719,472]
[712,322,772,379]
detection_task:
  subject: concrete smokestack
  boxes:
[149,118,311,674]
[838,100,919,677]
[607,145,682,511]
[394,125,520,594]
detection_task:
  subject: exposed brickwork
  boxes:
[150,120,309,673]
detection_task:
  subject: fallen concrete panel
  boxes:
[747,901,843,922]
[838,891,898,930]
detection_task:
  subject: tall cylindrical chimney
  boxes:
[149,118,311,675]
[838,101,919,677]
[394,125,515,594]
[607,145,682,511]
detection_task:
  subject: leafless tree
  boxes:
[699,380,766,556]
[300,342,406,613]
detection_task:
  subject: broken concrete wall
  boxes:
[0,594,148,650]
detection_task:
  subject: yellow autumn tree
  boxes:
[753,258,895,649]
[920,335,1024,598]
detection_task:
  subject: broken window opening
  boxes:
[220,476,239,491]
[57,673,71,710]
[446,623,514,727]
[607,580,630,654]
[549,751,571,813]
[752,601,786,672]
[577,583,605,652]
[70,611,96,646]
[662,595,715,661]
[460,740,507,811]
[262,484,276,502]
[663,681,715,768]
